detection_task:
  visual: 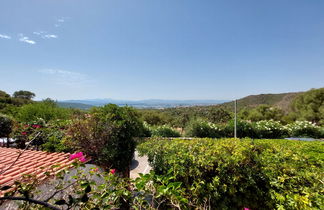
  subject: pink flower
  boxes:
[110,169,116,174]
[69,152,84,160]
[69,154,78,160]
[21,132,27,135]
[79,156,86,162]
[75,152,84,158]
[32,125,41,128]
[69,152,87,163]
[244,208,250,210]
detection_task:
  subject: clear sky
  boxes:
[0,0,323,100]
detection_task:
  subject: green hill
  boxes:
[162,91,302,114]
[218,92,301,112]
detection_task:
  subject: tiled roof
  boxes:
[0,147,75,197]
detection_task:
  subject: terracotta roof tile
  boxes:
[0,147,79,197]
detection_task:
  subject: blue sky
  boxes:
[0,0,323,100]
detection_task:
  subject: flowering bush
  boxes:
[13,118,73,152]
[67,104,142,174]
[284,121,323,138]
[254,120,287,138]
[185,120,224,138]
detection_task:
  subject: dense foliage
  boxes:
[291,88,324,125]
[0,114,13,138]
[141,123,181,137]
[67,104,142,173]
[12,118,73,152]
[0,90,33,116]
[17,99,71,123]
[240,105,285,122]
[139,110,172,126]
[254,120,287,139]
[185,119,323,139]
[138,138,324,209]
[284,121,323,138]
[185,120,224,138]
[13,90,36,100]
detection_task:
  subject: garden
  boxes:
[0,89,323,209]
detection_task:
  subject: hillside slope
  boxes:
[219,92,301,112]
[160,91,303,117]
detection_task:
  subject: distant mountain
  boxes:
[57,91,304,111]
[58,99,228,109]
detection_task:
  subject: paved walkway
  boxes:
[130,151,152,179]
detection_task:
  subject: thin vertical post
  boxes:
[234,99,237,139]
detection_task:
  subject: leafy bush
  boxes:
[17,99,71,123]
[224,119,256,138]
[40,120,73,152]
[254,120,287,138]
[284,121,323,138]
[151,125,181,137]
[68,104,142,173]
[12,118,73,152]
[140,122,152,137]
[185,120,223,138]
[0,114,13,139]
[138,138,324,209]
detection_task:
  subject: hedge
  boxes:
[138,138,324,209]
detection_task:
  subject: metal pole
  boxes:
[234,99,237,139]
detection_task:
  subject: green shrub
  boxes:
[17,99,71,123]
[224,119,256,138]
[151,125,181,137]
[284,121,323,138]
[40,119,73,152]
[138,138,324,209]
[0,114,13,138]
[185,120,223,138]
[68,104,142,173]
[140,121,152,137]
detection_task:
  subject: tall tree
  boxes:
[0,90,10,98]
[13,90,35,100]
[291,88,324,125]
